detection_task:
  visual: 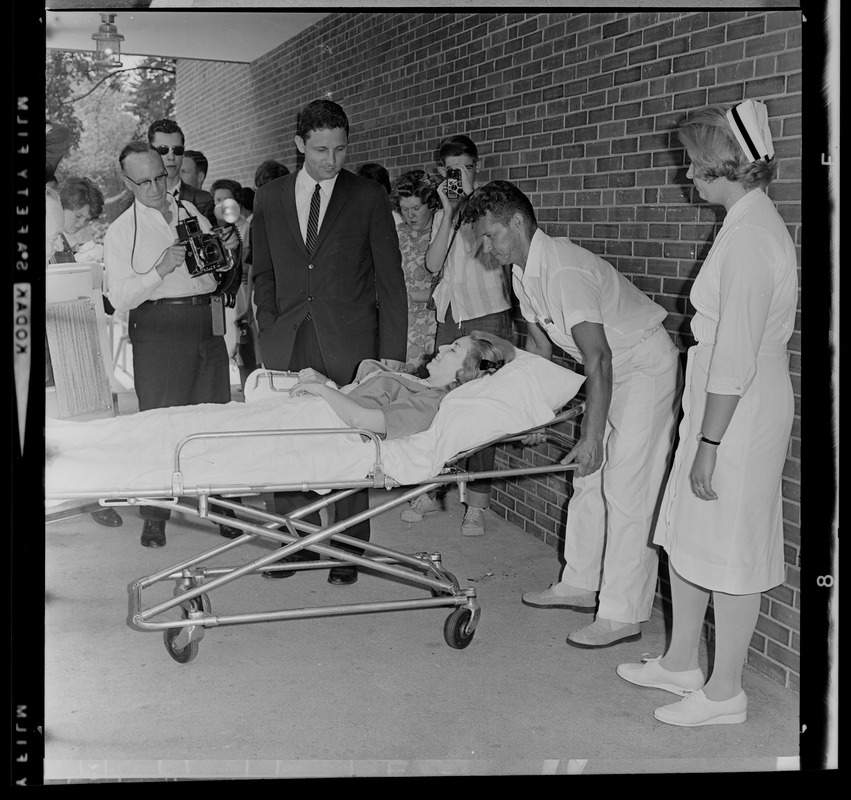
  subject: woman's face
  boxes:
[686,160,718,203]
[399,195,435,232]
[63,204,91,235]
[426,336,474,385]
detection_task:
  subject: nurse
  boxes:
[616,100,798,726]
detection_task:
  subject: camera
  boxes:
[444,167,462,200]
[176,217,235,277]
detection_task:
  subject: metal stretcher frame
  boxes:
[50,401,583,664]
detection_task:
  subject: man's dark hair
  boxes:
[210,178,243,205]
[438,134,478,165]
[297,99,349,140]
[147,118,184,146]
[463,180,538,236]
[356,163,391,194]
[118,140,157,171]
[254,159,290,188]
[183,149,208,176]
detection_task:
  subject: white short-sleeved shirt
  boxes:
[512,229,666,363]
[104,193,218,312]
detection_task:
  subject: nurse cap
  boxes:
[726,99,774,163]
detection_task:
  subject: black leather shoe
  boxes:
[91,507,123,527]
[140,519,166,548]
[261,546,317,579]
[218,524,242,539]
[327,566,358,585]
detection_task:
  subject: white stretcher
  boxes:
[45,353,585,663]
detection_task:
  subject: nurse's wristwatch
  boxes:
[697,433,721,446]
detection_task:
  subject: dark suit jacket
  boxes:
[251,168,407,385]
[178,182,216,226]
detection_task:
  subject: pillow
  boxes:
[459,349,585,411]
[381,350,585,483]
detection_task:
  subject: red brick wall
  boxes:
[175,10,802,690]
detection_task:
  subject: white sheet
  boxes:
[44,352,585,498]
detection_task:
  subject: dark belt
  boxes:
[144,294,213,306]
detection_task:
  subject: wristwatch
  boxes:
[697,433,721,446]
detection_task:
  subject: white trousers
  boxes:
[558,327,682,624]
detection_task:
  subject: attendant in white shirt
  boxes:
[466,180,682,649]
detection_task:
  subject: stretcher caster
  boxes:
[444,607,475,649]
[164,593,210,663]
[164,626,199,663]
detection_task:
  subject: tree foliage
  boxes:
[124,56,177,132]
[45,50,177,230]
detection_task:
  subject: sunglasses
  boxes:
[154,145,185,156]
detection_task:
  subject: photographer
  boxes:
[103,141,241,548]
[399,134,513,536]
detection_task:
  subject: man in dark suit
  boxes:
[251,98,407,585]
[147,119,216,226]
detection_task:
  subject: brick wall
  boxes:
[175,10,802,690]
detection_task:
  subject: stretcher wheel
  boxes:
[430,571,458,597]
[443,607,475,649]
[163,627,199,664]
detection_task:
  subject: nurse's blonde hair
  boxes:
[678,105,776,190]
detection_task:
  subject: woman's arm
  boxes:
[290,382,387,435]
[690,392,740,501]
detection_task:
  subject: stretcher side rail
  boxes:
[171,427,386,495]
[445,401,584,466]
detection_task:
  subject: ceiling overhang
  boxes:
[45,9,330,64]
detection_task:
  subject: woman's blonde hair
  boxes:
[678,105,776,190]
[454,330,516,385]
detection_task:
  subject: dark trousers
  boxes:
[272,318,369,555]
[435,305,514,505]
[130,300,231,522]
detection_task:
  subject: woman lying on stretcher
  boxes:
[289,330,516,438]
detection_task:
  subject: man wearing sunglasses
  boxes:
[147,119,216,226]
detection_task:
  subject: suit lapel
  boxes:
[280,174,304,253]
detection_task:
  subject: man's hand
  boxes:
[380,358,406,373]
[560,435,604,477]
[520,432,547,446]
[155,243,187,278]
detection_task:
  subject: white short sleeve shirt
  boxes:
[512,229,666,363]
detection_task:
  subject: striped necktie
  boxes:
[305,182,321,253]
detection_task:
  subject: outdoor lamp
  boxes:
[91,13,124,67]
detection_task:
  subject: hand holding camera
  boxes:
[444,167,463,200]
[155,243,189,278]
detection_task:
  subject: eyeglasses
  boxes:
[124,171,168,190]
[153,145,185,156]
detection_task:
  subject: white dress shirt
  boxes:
[295,168,340,245]
[103,193,217,312]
